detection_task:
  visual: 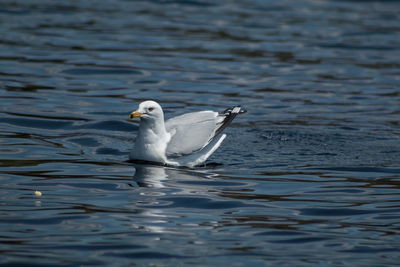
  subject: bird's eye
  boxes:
[148,107,154,112]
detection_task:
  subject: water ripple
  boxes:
[1,0,400,265]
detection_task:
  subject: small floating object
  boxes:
[34,190,42,197]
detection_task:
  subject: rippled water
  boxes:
[1,0,400,265]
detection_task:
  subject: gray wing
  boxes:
[165,106,244,157]
[165,111,221,156]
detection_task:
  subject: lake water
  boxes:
[1,0,400,266]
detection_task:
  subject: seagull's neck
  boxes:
[138,117,169,142]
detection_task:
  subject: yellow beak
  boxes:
[129,110,144,119]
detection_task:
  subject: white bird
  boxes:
[128,100,245,167]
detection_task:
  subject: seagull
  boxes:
[128,100,246,167]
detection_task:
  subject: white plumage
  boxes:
[129,100,245,167]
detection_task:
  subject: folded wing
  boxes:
[165,106,244,157]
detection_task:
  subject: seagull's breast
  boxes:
[130,127,170,163]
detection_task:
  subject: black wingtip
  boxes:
[238,107,247,114]
[220,105,247,115]
[214,105,246,137]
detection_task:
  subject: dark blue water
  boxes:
[1,0,400,265]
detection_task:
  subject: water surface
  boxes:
[1,0,400,266]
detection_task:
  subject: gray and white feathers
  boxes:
[129,100,245,167]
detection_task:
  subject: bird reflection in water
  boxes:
[132,162,221,188]
[132,163,168,188]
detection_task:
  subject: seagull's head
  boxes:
[129,100,164,122]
